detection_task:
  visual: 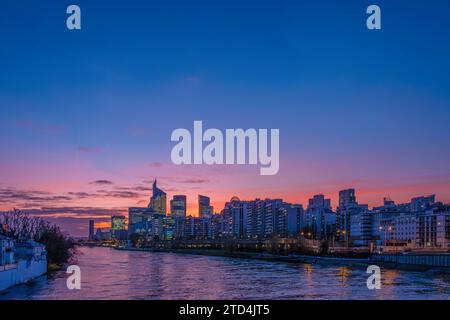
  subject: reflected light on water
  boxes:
[337,267,351,285]
[0,247,449,300]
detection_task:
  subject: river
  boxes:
[1,246,449,300]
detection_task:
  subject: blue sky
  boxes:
[1,0,450,235]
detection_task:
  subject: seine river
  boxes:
[1,247,449,300]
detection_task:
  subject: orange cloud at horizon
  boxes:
[1,154,450,226]
[94,221,112,229]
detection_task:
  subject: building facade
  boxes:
[306,195,336,240]
[149,179,167,214]
[417,207,450,249]
[199,195,213,218]
[88,219,95,241]
[170,195,187,218]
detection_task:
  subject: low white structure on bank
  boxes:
[0,236,47,292]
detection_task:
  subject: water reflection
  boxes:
[0,247,449,300]
[337,266,351,284]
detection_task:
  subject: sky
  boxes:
[1,0,450,237]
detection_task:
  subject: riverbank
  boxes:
[115,247,371,268]
[115,247,450,272]
[0,239,48,292]
[0,258,47,292]
[4,246,450,300]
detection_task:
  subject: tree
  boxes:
[319,239,330,255]
[0,209,41,240]
[37,223,76,265]
[1,209,75,266]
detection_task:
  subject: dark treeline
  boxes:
[0,209,76,266]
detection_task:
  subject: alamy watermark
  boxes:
[66,265,81,290]
[64,4,382,31]
[366,265,381,290]
[367,5,381,30]
[171,121,279,175]
[66,5,81,30]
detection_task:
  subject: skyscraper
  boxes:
[88,220,95,241]
[198,195,213,218]
[170,195,187,218]
[149,179,167,214]
[128,207,154,235]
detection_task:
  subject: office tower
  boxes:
[128,207,155,235]
[170,195,187,218]
[149,179,167,214]
[88,220,95,240]
[337,189,365,242]
[111,215,126,240]
[198,195,213,218]
[111,215,126,230]
[162,216,175,240]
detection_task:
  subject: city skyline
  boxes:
[1,0,450,304]
[4,177,446,238]
[93,180,449,254]
[1,0,450,237]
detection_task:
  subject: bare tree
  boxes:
[1,209,75,266]
[0,209,43,240]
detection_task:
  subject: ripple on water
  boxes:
[1,247,449,300]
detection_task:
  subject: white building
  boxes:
[379,213,417,248]
[0,235,15,266]
[0,238,47,292]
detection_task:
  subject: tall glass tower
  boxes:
[149,179,167,214]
